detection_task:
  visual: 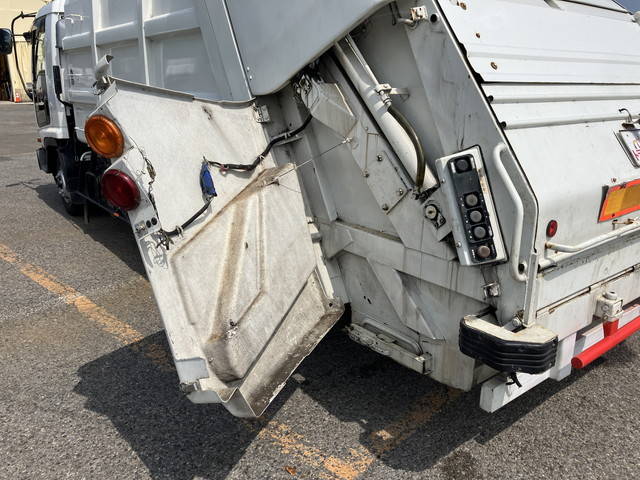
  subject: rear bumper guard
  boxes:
[460,315,558,375]
[572,315,640,369]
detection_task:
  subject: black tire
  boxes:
[54,168,83,216]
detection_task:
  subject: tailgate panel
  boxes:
[97,82,343,417]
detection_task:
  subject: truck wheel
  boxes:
[54,169,83,216]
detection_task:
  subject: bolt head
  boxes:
[425,205,438,220]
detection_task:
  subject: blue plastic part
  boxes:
[200,162,218,199]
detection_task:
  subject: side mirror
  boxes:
[0,28,12,55]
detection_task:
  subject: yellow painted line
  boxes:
[244,419,358,480]
[0,242,173,371]
[369,387,459,455]
[335,387,461,479]
[245,387,459,480]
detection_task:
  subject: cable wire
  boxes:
[156,116,316,248]
[161,198,213,238]
[208,116,313,172]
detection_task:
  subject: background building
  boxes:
[0,1,48,102]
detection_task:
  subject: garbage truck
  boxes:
[4,0,640,417]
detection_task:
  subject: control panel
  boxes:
[435,147,507,266]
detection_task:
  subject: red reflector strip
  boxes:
[599,178,640,222]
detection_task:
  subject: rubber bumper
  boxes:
[459,317,558,374]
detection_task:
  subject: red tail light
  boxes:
[101,169,140,211]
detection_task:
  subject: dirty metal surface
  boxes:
[1,103,639,479]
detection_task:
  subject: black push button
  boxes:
[469,210,483,223]
[465,193,479,208]
[473,226,487,239]
[455,158,471,173]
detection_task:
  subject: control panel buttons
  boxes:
[464,193,479,208]
[473,226,487,240]
[436,147,507,266]
[455,158,471,173]
[476,245,492,259]
[469,210,483,223]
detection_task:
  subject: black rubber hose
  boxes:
[388,104,426,189]
[162,198,213,237]
[209,115,313,171]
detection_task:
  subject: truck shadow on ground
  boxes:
[37,180,594,478]
[73,327,591,480]
[35,183,146,276]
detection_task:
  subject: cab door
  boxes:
[31,17,49,127]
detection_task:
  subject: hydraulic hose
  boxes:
[333,36,438,190]
[388,104,426,189]
[208,115,312,171]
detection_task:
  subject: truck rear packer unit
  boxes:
[4,0,640,416]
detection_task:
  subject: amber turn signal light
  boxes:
[85,115,124,158]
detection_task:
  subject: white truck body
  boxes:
[18,0,640,416]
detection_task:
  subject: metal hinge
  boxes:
[410,6,428,22]
[253,104,271,123]
[595,291,623,322]
[375,83,410,97]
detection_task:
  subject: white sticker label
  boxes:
[618,129,640,167]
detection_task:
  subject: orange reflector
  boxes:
[599,179,640,222]
[85,115,124,158]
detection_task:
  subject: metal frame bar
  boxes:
[541,220,640,269]
[493,143,527,282]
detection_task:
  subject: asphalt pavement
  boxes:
[1,102,639,480]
